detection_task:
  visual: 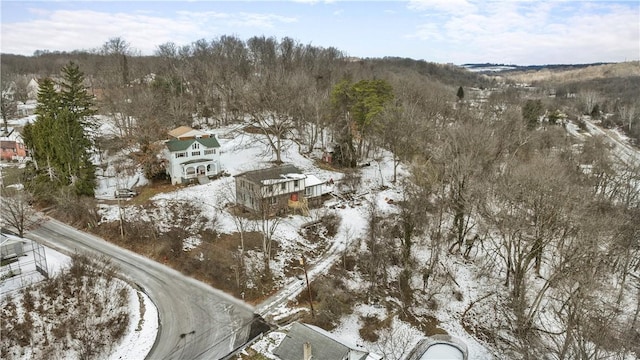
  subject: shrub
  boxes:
[321,213,341,238]
[359,315,388,342]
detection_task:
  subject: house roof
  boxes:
[305,174,325,187]
[165,137,220,152]
[180,158,216,166]
[168,126,193,138]
[235,164,304,184]
[0,127,22,142]
[168,126,210,140]
[273,322,369,360]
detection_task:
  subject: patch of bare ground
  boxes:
[91,214,276,301]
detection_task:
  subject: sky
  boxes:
[1,0,639,65]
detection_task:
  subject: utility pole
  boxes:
[300,256,315,318]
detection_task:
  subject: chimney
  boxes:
[303,342,312,360]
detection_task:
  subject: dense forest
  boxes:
[1,36,639,359]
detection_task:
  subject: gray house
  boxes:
[234,165,326,215]
[273,322,382,360]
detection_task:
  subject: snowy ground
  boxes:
[0,236,158,360]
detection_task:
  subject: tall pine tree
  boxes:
[24,62,97,197]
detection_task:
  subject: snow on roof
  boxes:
[304,174,325,187]
[0,128,24,142]
[282,173,306,180]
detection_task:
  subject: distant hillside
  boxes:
[374,57,494,88]
[462,62,615,74]
[497,61,640,84]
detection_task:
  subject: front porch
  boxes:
[180,159,219,183]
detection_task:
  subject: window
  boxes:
[193,142,200,149]
[268,185,274,193]
[191,151,201,156]
[268,197,277,205]
[281,183,286,190]
[294,180,299,188]
[204,149,215,155]
[305,187,313,196]
[175,152,187,158]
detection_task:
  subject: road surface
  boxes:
[582,118,640,167]
[27,218,255,360]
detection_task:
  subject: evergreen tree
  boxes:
[522,99,544,129]
[24,62,97,197]
[330,78,394,166]
[60,62,97,128]
[590,103,600,119]
[456,86,464,101]
[28,78,61,183]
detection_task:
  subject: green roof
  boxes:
[165,137,220,152]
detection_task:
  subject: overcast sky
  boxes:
[1,0,638,65]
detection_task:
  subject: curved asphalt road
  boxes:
[27,218,255,360]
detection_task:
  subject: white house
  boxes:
[163,126,221,185]
[26,78,40,100]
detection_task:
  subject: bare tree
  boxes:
[1,188,38,237]
[243,68,307,163]
[579,90,600,115]
[220,181,253,270]
[478,151,586,355]
[376,102,416,183]
[617,102,637,132]
[374,322,415,360]
[438,109,504,253]
[1,75,17,133]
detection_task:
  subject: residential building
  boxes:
[163,126,221,185]
[234,165,326,215]
[0,128,28,161]
[26,78,40,100]
[273,322,382,360]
